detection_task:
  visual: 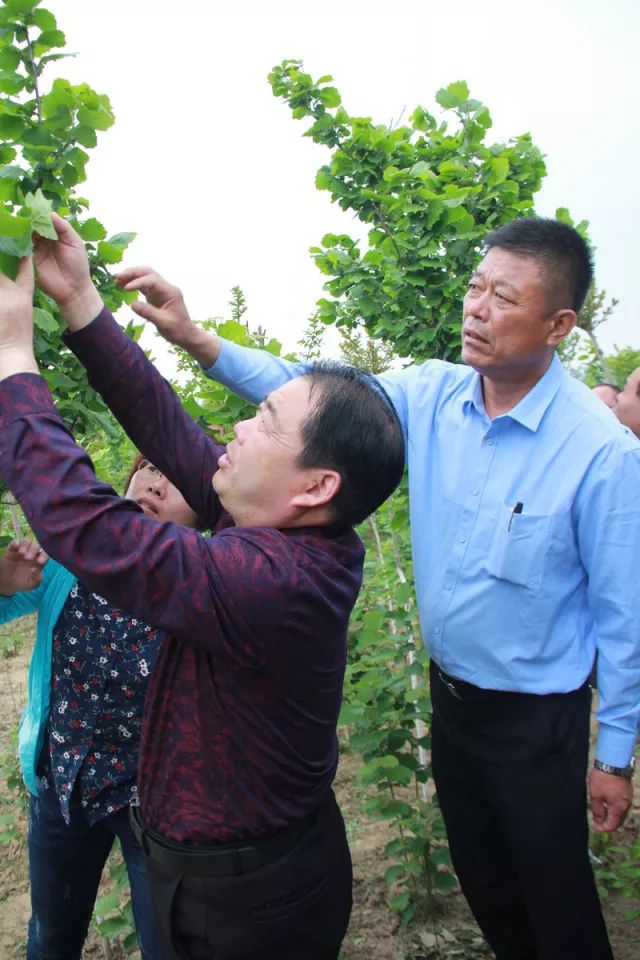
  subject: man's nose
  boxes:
[147,475,167,497]
[234,418,250,441]
[467,289,490,318]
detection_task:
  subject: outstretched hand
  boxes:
[116,267,196,344]
[0,538,48,595]
[33,213,103,330]
[116,267,221,367]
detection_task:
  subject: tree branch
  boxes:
[21,26,43,124]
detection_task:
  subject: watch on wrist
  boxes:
[594,756,636,780]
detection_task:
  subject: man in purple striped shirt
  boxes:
[0,218,404,960]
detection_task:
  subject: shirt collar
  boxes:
[461,353,566,432]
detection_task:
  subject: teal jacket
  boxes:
[0,559,76,795]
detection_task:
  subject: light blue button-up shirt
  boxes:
[207,345,640,766]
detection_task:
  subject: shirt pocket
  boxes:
[486,504,552,589]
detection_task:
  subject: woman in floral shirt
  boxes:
[0,455,205,960]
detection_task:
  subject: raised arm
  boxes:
[0,256,292,654]
[0,370,291,654]
[115,266,222,369]
[114,264,414,436]
[33,217,224,528]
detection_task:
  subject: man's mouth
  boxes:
[136,497,159,516]
[463,327,489,344]
[218,452,231,469]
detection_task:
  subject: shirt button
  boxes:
[486,438,495,446]
[458,537,466,544]
[444,584,452,591]
[434,627,441,635]
[472,489,480,496]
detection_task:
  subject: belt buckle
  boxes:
[439,669,463,700]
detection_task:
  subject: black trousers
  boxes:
[143,791,352,960]
[430,661,613,960]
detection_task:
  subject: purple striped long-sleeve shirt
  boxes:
[0,309,364,843]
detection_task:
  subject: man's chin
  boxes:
[461,344,487,372]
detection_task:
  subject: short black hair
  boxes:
[485,217,594,313]
[297,362,404,527]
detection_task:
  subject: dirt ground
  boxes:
[0,622,638,960]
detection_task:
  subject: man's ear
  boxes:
[291,470,342,510]
[547,308,577,347]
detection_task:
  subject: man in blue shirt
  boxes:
[117,218,639,960]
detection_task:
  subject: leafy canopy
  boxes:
[0,0,138,441]
[269,60,551,361]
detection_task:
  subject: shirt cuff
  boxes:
[202,338,301,405]
[595,725,637,768]
[201,337,235,380]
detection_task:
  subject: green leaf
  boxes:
[74,123,97,148]
[0,48,21,71]
[555,207,574,227]
[24,189,57,240]
[96,241,125,264]
[44,368,77,390]
[77,95,115,132]
[475,105,492,129]
[391,892,411,912]
[433,870,458,892]
[0,207,31,239]
[0,251,19,279]
[33,307,58,333]
[315,168,331,190]
[486,156,509,185]
[42,77,74,115]
[94,888,123,915]
[96,915,130,939]
[319,86,341,108]
[34,29,66,53]
[3,0,43,13]
[446,205,475,236]
[20,124,54,146]
[435,80,470,109]
[0,71,24,95]
[33,8,57,31]
[411,106,435,131]
[0,113,26,139]
[77,217,107,242]
[0,146,17,164]
[0,165,23,181]
[384,864,406,884]
[107,231,136,249]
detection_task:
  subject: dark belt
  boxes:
[130,804,317,878]
[433,662,508,701]
[432,662,589,702]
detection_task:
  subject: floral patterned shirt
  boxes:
[39,581,162,825]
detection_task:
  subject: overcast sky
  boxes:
[47,0,638,370]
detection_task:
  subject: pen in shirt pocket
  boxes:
[508,501,523,532]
